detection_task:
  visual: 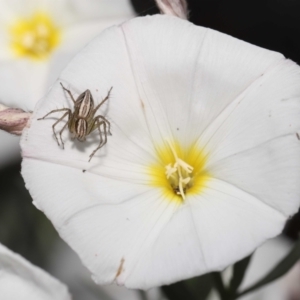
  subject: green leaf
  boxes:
[238,238,300,298]
[212,272,230,300]
[162,281,196,300]
[185,273,213,300]
[162,273,214,300]
[229,254,252,295]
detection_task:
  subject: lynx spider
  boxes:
[38,83,112,161]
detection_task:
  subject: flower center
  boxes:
[165,143,194,200]
[149,140,210,203]
[9,12,61,60]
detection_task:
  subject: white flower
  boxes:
[21,15,300,289]
[0,243,71,300]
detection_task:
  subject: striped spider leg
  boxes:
[37,107,71,148]
[85,100,112,162]
[38,83,113,161]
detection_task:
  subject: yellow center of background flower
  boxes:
[9,12,61,60]
[149,141,210,203]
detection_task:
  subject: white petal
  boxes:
[23,158,179,288]
[0,243,71,300]
[120,15,284,145]
[58,20,133,54]
[201,59,300,162]
[0,28,11,60]
[47,20,133,96]
[0,60,49,111]
[22,24,155,173]
[0,0,75,25]
[125,179,285,289]
[50,239,146,300]
[0,0,33,23]
[208,136,300,216]
[69,0,134,20]
[22,159,152,226]
[202,60,300,216]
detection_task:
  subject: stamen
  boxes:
[9,12,61,60]
[177,158,193,173]
[164,141,194,199]
[165,163,177,179]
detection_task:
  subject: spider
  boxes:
[38,83,112,161]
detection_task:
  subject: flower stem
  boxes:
[228,254,252,297]
[237,238,300,298]
[212,272,231,300]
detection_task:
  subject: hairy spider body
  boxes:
[38,83,112,161]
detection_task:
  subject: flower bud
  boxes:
[0,104,31,135]
[155,0,189,19]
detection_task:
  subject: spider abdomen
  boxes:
[75,118,87,140]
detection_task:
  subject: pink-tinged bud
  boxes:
[0,104,31,135]
[155,0,189,19]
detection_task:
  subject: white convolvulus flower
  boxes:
[21,15,300,289]
[0,243,71,299]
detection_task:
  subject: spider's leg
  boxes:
[38,108,70,120]
[91,115,111,135]
[58,111,71,149]
[60,82,76,104]
[52,111,69,147]
[92,87,113,116]
[100,116,111,135]
[89,120,106,162]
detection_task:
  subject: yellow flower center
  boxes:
[9,12,61,60]
[149,141,210,203]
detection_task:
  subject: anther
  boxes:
[164,141,194,199]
